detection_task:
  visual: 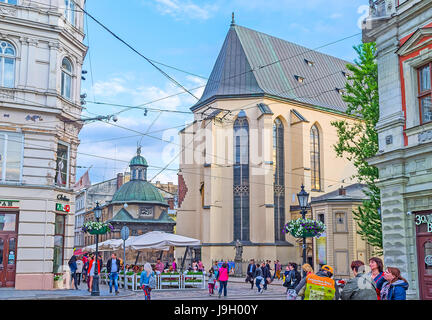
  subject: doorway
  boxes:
[415,211,432,300]
[0,212,18,288]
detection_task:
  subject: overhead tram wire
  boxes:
[73,1,200,101]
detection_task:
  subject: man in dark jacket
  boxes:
[246,259,257,289]
[341,261,377,300]
[106,253,121,294]
[262,262,272,290]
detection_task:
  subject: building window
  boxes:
[0,41,16,88]
[55,143,69,188]
[233,113,250,241]
[61,58,73,100]
[310,125,321,191]
[53,214,66,273]
[0,0,17,5]
[64,0,76,26]
[334,212,347,233]
[0,131,23,183]
[273,118,285,242]
[418,63,432,124]
[318,213,325,224]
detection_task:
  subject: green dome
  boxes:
[112,180,168,205]
[130,155,148,167]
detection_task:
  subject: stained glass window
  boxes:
[233,113,249,241]
[310,125,321,191]
[273,118,285,241]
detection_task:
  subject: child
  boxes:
[208,268,216,296]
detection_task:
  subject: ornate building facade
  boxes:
[177,21,359,268]
[363,0,432,300]
[0,0,87,289]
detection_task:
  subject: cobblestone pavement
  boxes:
[118,278,288,301]
[0,278,288,300]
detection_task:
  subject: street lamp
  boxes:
[91,202,102,296]
[297,185,309,277]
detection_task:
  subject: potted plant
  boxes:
[283,218,326,238]
[82,221,114,235]
[53,274,63,289]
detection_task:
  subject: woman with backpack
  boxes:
[140,263,155,300]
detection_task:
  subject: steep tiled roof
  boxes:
[192,24,352,114]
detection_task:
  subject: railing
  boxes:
[101,271,207,291]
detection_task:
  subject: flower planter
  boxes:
[53,279,64,289]
[88,227,109,235]
[284,218,326,239]
[289,230,317,238]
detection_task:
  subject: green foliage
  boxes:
[331,42,382,254]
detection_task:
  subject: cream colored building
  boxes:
[0,0,87,289]
[310,184,375,279]
[176,21,359,269]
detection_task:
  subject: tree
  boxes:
[331,42,382,254]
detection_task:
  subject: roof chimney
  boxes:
[117,173,124,190]
[339,186,346,196]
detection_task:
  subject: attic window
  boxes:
[336,88,346,95]
[341,71,349,79]
[294,75,305,83]
[305,59,314,67]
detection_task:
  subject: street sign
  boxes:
[121,226,130,241]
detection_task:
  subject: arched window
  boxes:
[61,57,73,100]
[64,0,76,26]
[0,41,16,88]
[310,125,321,191]
[233,112,249,241]
[273,118,285,241]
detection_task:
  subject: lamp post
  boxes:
[297,185,309,277]
[120,225,130,292]
[91,202,102,296]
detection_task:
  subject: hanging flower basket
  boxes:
[82,221,114,235]
[283,218,326,238]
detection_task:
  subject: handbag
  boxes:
[287,289,297,300]
[149,273,156,289]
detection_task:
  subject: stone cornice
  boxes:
[369,141,432,166]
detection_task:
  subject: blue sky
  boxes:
[77,0,368,185]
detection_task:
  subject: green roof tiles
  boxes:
[112,180,168,206]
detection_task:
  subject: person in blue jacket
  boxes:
[140,263,155,300]
[376,267,409,300]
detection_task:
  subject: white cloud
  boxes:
[151,0,218,21]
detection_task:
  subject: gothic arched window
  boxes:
[233,112,249,241]
[273,118,285,241]
[310,125,321,191]
[0,41,16,88]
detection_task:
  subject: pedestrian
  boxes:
[276,260,282,280]
[82,253,89,283]
[261,262,271,290]
[106,253,121,295]
[208,268,216,296]
[246,259,256,289]
[295,265,339,300]
[87,254,101,292]
[341,261,377,300]
[254,263,264,294]
[217,262,229,298]
[302,263,314,276]
[140,263,155,300]
[198,260,204,272]
[155,258,165,274]
[76,257,83,286]
[377,267,409,300]
[172,258,177,272]
[368,257,384,300]
[68,255,79,290]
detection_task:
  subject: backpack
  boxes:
[148,273,156,289]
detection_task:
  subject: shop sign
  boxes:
[425,256,432,267]
[0,200,19,208]
[57,194,70,202]
[415,214,432,233]
[56,203,70,213]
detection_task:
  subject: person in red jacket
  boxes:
[87,254,101,292]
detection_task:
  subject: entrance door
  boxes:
[416,211,432,300]
[0,234,17,288]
